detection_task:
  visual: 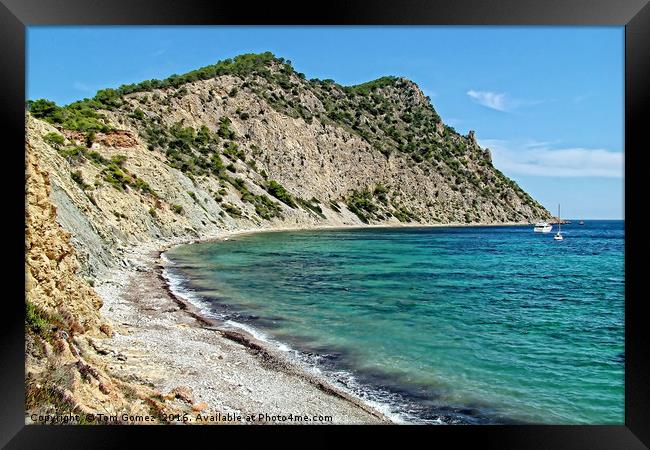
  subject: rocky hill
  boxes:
[25,52,550,422]
[27,52,549,276]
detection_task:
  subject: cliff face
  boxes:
[26,52,549,277]
[25,143,104,331]
[25,142,199,422]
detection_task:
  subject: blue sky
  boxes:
[27,26,624,219]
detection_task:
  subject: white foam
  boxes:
[161,264,218,320]
[161,258,295,356]
[160,251,415,424]
[222,319,293,352]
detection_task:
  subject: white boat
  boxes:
[534,221,553,233]
[554,204,563,241]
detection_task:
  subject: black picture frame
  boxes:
[3,0,648,447]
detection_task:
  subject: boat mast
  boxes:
[558,204,561,233]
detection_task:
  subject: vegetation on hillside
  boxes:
[30,51,548,223]
[266,180,296,208]
[41,133,157,198]
[28,99,112,132]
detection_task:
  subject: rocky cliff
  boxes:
[25,143,200,423]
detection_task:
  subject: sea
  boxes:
[163,221,624,424]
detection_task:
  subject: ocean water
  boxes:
[164,221,624,424]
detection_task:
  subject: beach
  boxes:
[93,229,396,425]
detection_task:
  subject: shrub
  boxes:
[211,152,224,174]
[58,146,87,164]
[266,180,296,208]
[329,200,341,213]
[85,131,96,148]
[297,197,325,219]
[26,302,49,334]
[347,189,376,214]
[133,177,154,195]
[223,141,245,160]
[393,206,418,223]
[253,194,282,220]
[217,117,236,140]
[101,163,128,190]
[171,204,183,214]
[373,184,388,204]
[346,189,388,223]
[131,108,145,120]
[70,170,87,189]
[231,178,246,192]
[42,132,65,149]
[110,154,127,167]
[222,202,242,217]
[196,125,212,146]
[88,151,108,165]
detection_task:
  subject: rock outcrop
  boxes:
[25,139,203,423]
[26,143,103,332]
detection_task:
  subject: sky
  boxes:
[27,26,624,219]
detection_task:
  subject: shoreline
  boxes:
[94,221,534,425]
[167,220,536,246]
[156,257,396,422]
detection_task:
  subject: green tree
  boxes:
[196,125,211,145]
[29,99,63,123]
[131,108,144,120]
[217,117,236,140]
[42,132,65,149]
[85,131,96,148]
[211,152,224,174]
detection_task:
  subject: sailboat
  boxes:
[554,204,564,241]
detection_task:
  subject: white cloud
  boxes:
[73,81,93,93]
[479,138,623,178]
[467,90,509,111]
[572,94,592,103]
[466,90,551,112]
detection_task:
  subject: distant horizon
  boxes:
[544,218,624,221]
[27,26,624,219]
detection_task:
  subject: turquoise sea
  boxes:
[164,221,624,424]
